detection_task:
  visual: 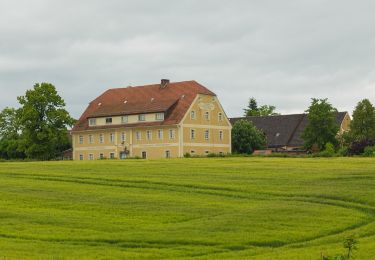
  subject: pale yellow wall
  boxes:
[339,113,351,134]
[181,94,231,156]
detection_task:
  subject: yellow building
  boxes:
[72,80,232,160]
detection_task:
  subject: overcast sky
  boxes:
[1,0,374,118]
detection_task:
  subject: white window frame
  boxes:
[157,129,163,140]
[219,130,223,141]
[109,152,115,159]
[79,135,84,144]
[121,116,128,124]
[121,132,126,142]
[89,118,96,126]
[99,153,104,159]
[79,154,84,160]
[169,129,175,140]
[204,129,209,140]
[204,111,210,121]
[155,113,164,121]
[146,130,152,140]
[138,114,146,121]
[218,112,223,122]
[105,117,112,124]
[89,154,94,160]
[88,134,94,144]
[136,131,141,141]
[99,133,104,144]
[190,129,196,140]
[109,133,115,143]
[190,110,196,120]
[165,150,171,158]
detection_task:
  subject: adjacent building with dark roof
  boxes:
[230,112,350,151]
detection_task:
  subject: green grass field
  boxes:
[0,158,374,259]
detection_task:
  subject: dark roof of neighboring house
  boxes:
[73,80,215,132]
[230,112,348,148]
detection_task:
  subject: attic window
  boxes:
[106,117,112,124]
[98,102,102,106]
[138,114,146,121]
[151,98,155,102]
[155,113,164,121]
[275,133,280,137]
[89,118,96,126]
[121,116,128,124]
[124,100,128,104]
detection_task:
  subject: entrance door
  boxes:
[142,151,147,159]
[119,152,127,160]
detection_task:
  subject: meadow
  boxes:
[0,157,374,259]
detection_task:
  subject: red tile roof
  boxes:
[73,80,215,132]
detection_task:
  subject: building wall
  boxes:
[181,94,232,156]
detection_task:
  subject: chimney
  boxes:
[160,79,170,89]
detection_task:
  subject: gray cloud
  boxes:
[0,0,374,118]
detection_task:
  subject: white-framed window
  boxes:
[155,113,164,121]
[146,130,152,140]
[218,112,223,122]
[157,129,163,140]
[110,152,115,159]
[89,118,96,126]
[204,129,209,140]
[136,131,141,141]
[190,110,196,120]
[121,132,126,142]
[142,151,147,159]
[204,111,210,121]
[99,153,104,159]
[88,134,94,144]
[106,117,112,124]
[191,129,196,140]
[89,154,94,160]
[79,154,84,160]
[121,116,128,124]
[138,114,146,121]
[79,135,84,144]
[169,129,175,140]
[99,133,104,143]
[110,133,115,143]
[219,130,224,141]
[165,150,171,158]
[190,150,195,155]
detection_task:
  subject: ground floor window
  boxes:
[190,150,195,155]
[119,151,127,160]
[142,151,147,159]
[205,150,210,155]
[79,154,84,160]
[89,154,94,160]
[99,153,104,159]
[165,150,171,158]
[110,152,115,159]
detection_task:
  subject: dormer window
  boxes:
[89,118,96,126]
[105,117,112,124]
[155,113,164,121]
[138,114,146,121]
[121,116,128,124]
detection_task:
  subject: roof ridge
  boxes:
[108,80,197,91]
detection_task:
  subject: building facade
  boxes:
[72,80,231,160]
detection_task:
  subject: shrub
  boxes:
[348,139,375,155]
[317,143,336,157]
[363,146,375,157]
[184,153,191,158]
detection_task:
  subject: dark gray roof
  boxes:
[230,112,348,148]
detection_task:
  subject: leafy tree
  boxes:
[0,108,25,159]
[349,99,375,141]
[244,97,279,116]
[232,120,267,154]
[302,98,339,151]
[17,83,75,160]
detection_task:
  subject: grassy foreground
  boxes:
[0,158,374,259]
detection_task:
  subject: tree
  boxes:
[349,99,375,141]
[232,120,267,154]
[0,108,25,159]
[302,98,339,151]
[244,97,279,116]
[17,83,75,160]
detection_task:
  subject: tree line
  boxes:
[232,97,375,156]
[0,83,74,160]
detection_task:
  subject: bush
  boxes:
[337,147,349,157]
[317,143,336,157]
[363,146,375,157]
[184,153,191,158]
[348,139,375,155]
